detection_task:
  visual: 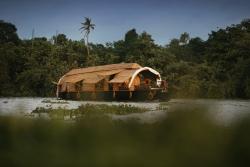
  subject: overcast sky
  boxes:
[1,0,250,45]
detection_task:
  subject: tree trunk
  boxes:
[86,35,90,66]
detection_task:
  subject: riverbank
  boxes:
[1,97,250,124]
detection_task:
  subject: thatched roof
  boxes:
[57,63,161,87]
[65,63,141,76]
[109,69,138,83]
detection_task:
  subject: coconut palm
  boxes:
[80,17,95,58]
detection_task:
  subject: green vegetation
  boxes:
[41,99,69,104]
[0,19,250,98]
[1,107,250,167]
[32,104,147,119]
[80,17,95,62]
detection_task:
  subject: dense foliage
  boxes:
[0,19,250,98]
[1,107,250,167]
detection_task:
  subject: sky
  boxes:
[1,0,250,45]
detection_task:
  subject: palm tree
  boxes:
[80,17,95,59]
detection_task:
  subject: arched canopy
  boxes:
[128,67,161,88]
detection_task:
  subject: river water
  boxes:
[0,97,250,124]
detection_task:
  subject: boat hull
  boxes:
[58,90,169,101]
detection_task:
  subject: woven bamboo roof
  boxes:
[58,63,142,85]
[65,63,141,76]
[57,63,162,95]
[109,69,138,83]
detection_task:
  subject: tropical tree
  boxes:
[0,20,20,44]
[80,17,95,60]
[179,32,190,45]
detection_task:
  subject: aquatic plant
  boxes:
[31,104,147,120]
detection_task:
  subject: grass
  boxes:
[31,104,147,120]
[1,106,250,167]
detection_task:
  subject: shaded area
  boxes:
[0,107,250,167]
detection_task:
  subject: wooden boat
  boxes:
[56,63,168,101]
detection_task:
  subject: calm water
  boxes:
[0,97,250,124]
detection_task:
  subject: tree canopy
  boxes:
[0,19,250,98]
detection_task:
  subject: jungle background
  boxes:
[1,19,250,99]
